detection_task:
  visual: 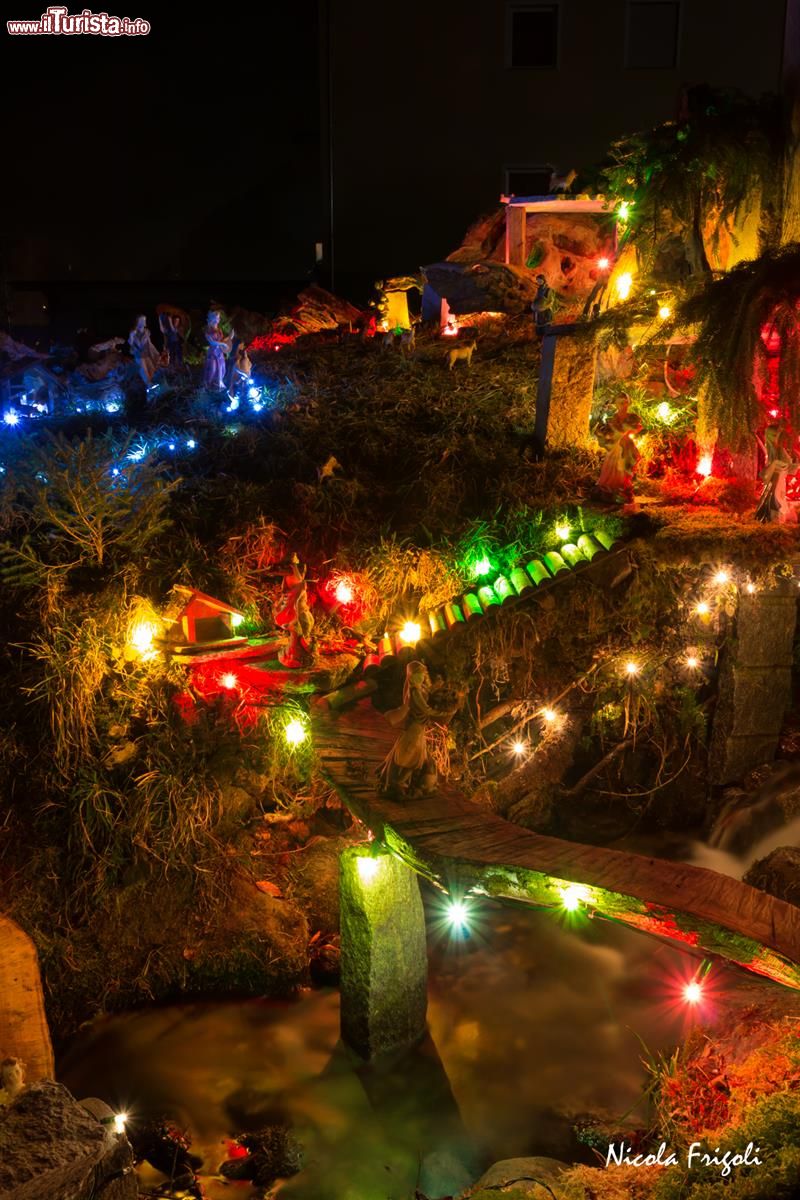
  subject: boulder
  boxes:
[192,876,309,995]
[743,847,800,906]
[0,1081,136,1200]
[220,1124,304,1187]
[419,1147,477,1199]
[466,1156,568,1195]
[423,261,539,316]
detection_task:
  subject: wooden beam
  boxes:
[0,914,54,1081]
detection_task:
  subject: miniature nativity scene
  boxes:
[6,35,800,1200]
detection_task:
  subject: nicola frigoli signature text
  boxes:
[606,1142,763,1177]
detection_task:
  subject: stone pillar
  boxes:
[710,584,798,784]
[535,323,597,452]
[339,847,428,1060]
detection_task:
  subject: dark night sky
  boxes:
[2,3,321,283]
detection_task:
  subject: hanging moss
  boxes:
[678,246,800,450]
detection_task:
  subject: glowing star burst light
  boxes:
[113,1113,128,1135]
[447,900,469,930]
[356,856,380,882]
[615,272,633,300]
[284,719,307,746]
[683,980,703,1005]
[129,621,156,658]
[334,580,354,605]
[542,707,558,724]
[657,401,673,421]
[597,256,610,270]
[3,410,19,426]
[695,601,710,617]
[685,655,700,669]
[624,661,640,677]
[560,884,590,912]
[617,200,631,220]
[220,673,238,690]
[399,621,421,645]
[474,556,492,577]
[231,613,244,628]
[555,523,570,541]
[696,453,713,478]
[658,305,671,320]
[511,739,527,756]
[713,569,730,585]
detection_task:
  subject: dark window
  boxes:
[507,4,558,69]
[626,1,680,68]
[505,166,553,197]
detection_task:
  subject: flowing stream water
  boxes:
[59,807,800,1199]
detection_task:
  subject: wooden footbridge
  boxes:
[314,699,800,992]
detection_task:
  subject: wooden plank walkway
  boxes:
[313,699,800,991]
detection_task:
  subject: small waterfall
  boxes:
[690,764,800,879]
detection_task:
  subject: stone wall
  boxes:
[710,585,798,785]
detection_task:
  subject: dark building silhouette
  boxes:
[320,0,790,287]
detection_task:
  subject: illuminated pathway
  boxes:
[314,699,800,993]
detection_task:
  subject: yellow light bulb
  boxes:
[357,856,380,882]
[284,719,307,746]
[560,884,590,912]
[399,621,421,645]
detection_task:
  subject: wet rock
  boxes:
[743,847,800,906]
[128,1119,201,1192]
[309,938,340,986]
[0,1080,136,1200]
[419,1147,477,1198]
[192,876,309,995]
[217,782,254,819]
[289,836,349,933]
[220,1124,304,1187]
[233,766,271,796]
[467,1156,568,1195]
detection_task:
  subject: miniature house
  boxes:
[168,587,246,648]
[0,361,66,420]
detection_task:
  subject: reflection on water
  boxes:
[59,891,787,1198]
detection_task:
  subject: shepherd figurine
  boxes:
[756,426,799,524]
[378,661,438,799]
[276,554,316,668]
[203,310,233,391]
[128,314,162,391]
[594,397,642,502]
